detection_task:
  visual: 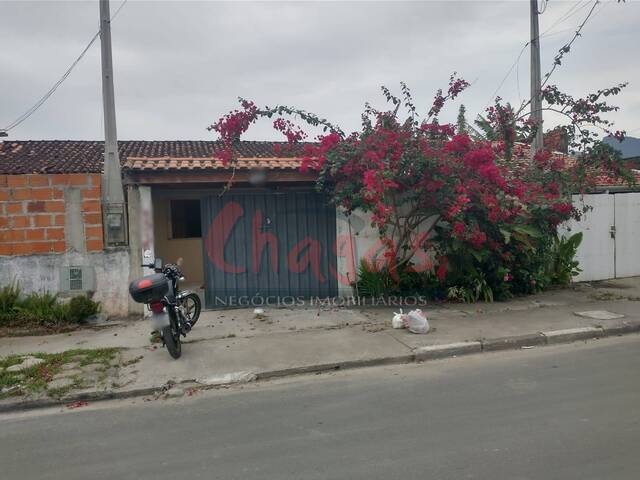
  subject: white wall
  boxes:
[0,250,131,317]
[335,208,437,296]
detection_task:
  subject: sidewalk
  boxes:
[1,277,640,410]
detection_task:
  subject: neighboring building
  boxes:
[603,135,640,169]
[1,140,639,316]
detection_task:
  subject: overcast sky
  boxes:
[1,0,638,141]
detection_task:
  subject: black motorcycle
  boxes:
[129,258,201,359]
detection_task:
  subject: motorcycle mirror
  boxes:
[154,258,163,269]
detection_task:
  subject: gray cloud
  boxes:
[1,0,638,141]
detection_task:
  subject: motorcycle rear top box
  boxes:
[129,273,169,303]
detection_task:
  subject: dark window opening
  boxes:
[170,199,202,239]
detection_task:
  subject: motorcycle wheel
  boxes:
[162,317,182,359]
[181,293,201,326]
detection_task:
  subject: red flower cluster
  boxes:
[421,123,456,136]
[300,132,341,173]
[208,100,258,165]
[273,118,307,143]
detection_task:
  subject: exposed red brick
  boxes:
[83,213,102,225]
[0,217,8,228]
[8,230,26,242]
[0,175,7,187]
[25,229,45,241]
[44,201,65,213]
[82,200,101,213]
[54,214,65,226]
[11,216,30,228]
[52,241,66,253]
[28,174,50,187]
[12,243,32,255]
[51,174,91,187]
[0,190,8,201]
[11,188,32,200]
[0,244,11,256]
[81,187,101,199]
[7,202,23,214]
[89,174,102,187]
[52,188,64,199]
[7,176,27,188]
[32,188,54,200]
[86,238,104,252]
[85,226,103,239]
[46,228,65,240]
[27,201,46,213]
[34,215,52,227]
[30,242,56,254]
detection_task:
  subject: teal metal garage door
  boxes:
[201,191,338,308]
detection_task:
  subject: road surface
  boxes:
[1,335,639,479]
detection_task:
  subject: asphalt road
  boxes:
[2,335,640,480]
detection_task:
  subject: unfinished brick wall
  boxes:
[0,174,103,256]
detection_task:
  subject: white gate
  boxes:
[566,192,640,281]
[614,192,640,278]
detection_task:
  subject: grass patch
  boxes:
[0,348,120,399]
[589,292,625,301]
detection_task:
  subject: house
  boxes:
[1,140,639,316]
[0,140,367,315]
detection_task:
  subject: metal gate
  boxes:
[201,191,338,308]
[568,192,640,281]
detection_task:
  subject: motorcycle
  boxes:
[129,258,201,359]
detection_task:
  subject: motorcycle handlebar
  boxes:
[140,263,183,279]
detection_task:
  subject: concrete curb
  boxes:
[541,326,605,344]
[414,342,482,361]
[482,333,546,351]
[256,354,415,381]
[2,324,639,414]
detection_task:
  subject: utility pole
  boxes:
[99,0,127,245]
[530,0,544,154]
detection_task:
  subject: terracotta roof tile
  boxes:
[0,140,306,174]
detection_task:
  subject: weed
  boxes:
[0,348,119,399]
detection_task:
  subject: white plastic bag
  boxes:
[391,309,406,329]
[404,309,430,334]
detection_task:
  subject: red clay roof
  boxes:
[124,156,301,171]
[0,140,304,175]
[1,139,638,187]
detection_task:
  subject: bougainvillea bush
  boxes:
[210,76,631,301]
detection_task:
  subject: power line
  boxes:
[540,0,602,89]
[538,0,549,15]
[1,0,128,134]
[485,0,590,108]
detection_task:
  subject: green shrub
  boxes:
[356,259,395,297]
[67,295,101,323]
[547,232,583,285]
[0,281,21,316]
[0,282,101,328]
[17,292,61,325]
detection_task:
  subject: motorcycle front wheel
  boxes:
[181,293,201,326]
[162,316,182,359]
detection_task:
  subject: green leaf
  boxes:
[469,249,483,262]
[512,224,543,238]
[499,228,512,244]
